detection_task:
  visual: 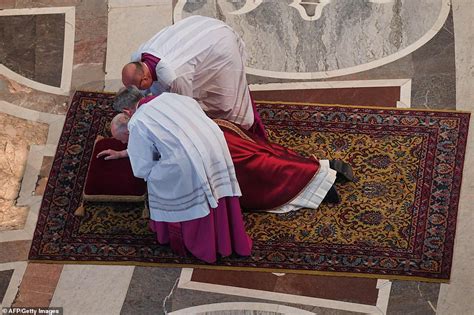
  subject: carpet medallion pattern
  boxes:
[29,92,470,281]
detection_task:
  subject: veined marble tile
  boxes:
[437,1,474,314]
[0,241,31,264]
[0,75,69,114]
[176,0,449,79]
[0,0,14,10]
[13,263,63,308]
[189,269,379,305]
[169,302,315,315]
[50,265,134,315]
[0,7,75,95]
[178,269,390,314]
[121,267,181,315]
[105,1,173,91]
[451,0,474,111]
[0,270,14,303]
[0,262,27,307]
[0,112,48,231]
[74,0,107,64]
[387,281,438,314]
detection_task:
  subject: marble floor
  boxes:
[0,0,473,314]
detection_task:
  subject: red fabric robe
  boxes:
[135,97,319,211]
[215,120,319,211]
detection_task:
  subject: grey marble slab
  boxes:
[179,0,445,74]
[0,14,64,87]
[196,312,282,315]
[410,12,456,109]
[0,15,36,80]
[121,266,360,314]
[247,9,456,111]
[387,281,439,315]
[0,269,14,303]
[172,285,360,315]
[34,13,65,87]
[120,267,182,315]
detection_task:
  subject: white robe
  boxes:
[270,160,337,213]
[127,93,241,223]
[131,15,254,130]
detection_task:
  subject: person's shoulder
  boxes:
[160,92,195,103]
[138,95,158,107]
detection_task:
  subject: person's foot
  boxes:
[323,185,341,204]
[330,160,354,183]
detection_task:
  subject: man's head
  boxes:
[122,62,153,90]
[113,85,144,115]
[110,113,130,144]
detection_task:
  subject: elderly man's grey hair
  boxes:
[113,85,144,112]
[111,113,130,135]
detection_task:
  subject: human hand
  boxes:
[96,149,126,160]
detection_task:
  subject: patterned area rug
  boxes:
[29,91,470,282]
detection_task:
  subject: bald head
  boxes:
[110,113,130,144]
[122,62,143,87]
[122,62,153,90]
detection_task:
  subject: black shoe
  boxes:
[323,186,341,204]
[330,160,354,183]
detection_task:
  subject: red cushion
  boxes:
[84,138,146,197]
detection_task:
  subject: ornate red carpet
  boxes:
[29,91,470,281]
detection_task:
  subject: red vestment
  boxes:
[215,120,319,211]
[135,98,319,211]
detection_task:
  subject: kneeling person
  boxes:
[108,92,252,263]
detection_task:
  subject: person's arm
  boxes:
[170,73,194,98]
[96,149,128,160]
[127,127,157,181]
